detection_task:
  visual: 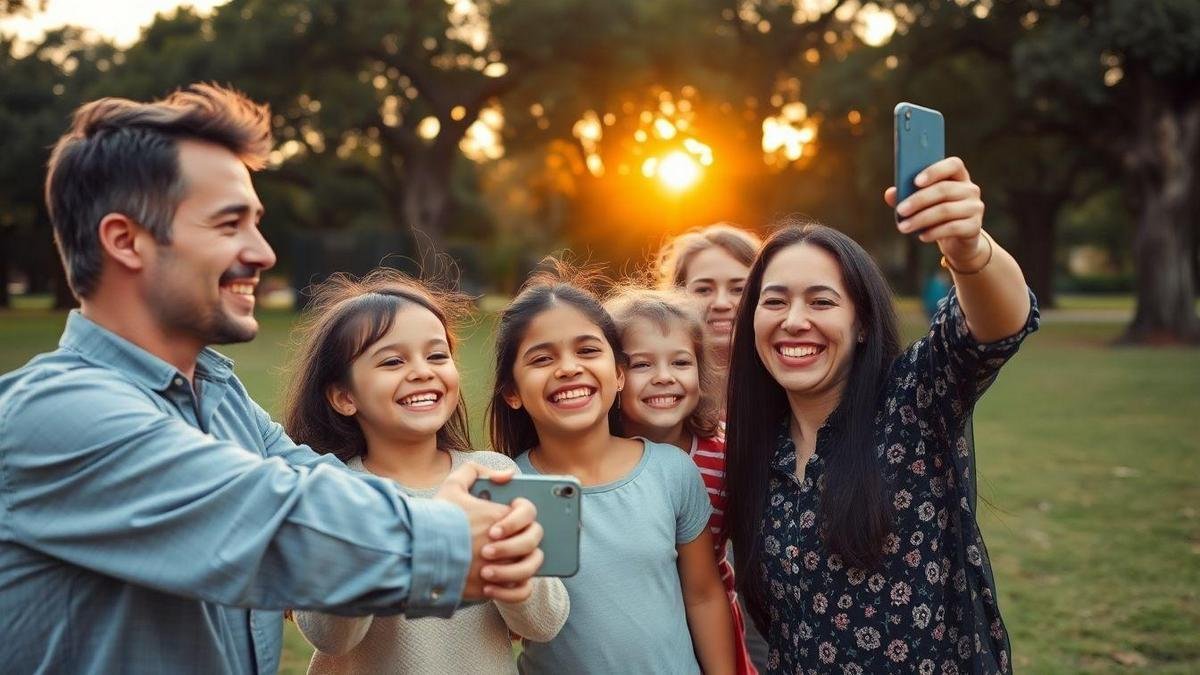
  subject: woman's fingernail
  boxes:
[483,567,495,579]
[490,525,503,538]
[898,220,910,232]
[482,545,495,557]
[915,172,927,186]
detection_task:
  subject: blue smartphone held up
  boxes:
[470,475,582,577]
[894,102,945,205]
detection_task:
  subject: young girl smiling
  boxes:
[489,269,735,675]
[280,269,568,674]
[606,288,756,674]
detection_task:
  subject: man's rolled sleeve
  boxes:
[403,496,471,617]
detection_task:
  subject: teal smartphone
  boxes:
[894,102,945,205]
[470,475,582,577]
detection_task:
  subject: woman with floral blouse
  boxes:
[725,157,1037,674]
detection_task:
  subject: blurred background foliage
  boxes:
[2,0,1198,341]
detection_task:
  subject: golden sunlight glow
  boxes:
[460,104,504,161]
[653,117,677,140]
[417,116,441,140]
[586,154,605,177]
[855,3,897,47]
[641,157,659,179]
[446,0,490,52]
[762,104,819,165]
[655,151,701,192]
[0,0,229,47]
[682,138,714,167]
[482,62,508,78]
[572,110,605,177]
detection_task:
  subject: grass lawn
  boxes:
[1,306,1198,673]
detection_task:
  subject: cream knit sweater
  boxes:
[294,450,570,674]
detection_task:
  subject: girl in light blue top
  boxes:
[487,265,735,675]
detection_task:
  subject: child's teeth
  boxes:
[553,388,591,402]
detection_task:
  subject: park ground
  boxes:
[1,295,1197,673]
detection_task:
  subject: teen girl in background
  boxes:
[280,270,568,674]
[655,223,763,406]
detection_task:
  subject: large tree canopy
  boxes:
[1,0,1194,340]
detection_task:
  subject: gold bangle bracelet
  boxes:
[940,232,993,276]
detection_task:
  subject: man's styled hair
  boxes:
[45,83,273,298]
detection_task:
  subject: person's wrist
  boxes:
[941,232,992,275]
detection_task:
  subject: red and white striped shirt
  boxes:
[689,428,758,675]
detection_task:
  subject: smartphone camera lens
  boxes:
[554,484,577,498]
[478,489,491,500]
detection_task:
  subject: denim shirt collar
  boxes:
[58,310,235,391]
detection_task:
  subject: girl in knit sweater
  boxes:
[280,269,568,674]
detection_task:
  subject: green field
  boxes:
[2,305,1198,673]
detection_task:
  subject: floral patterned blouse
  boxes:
[757,290,1038,674]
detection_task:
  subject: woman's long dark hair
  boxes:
[280,269,473,461]
[725,218,902,634]
[488,263,625,458]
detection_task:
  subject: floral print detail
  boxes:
[755,289,1038,674]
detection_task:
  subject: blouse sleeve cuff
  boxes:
[937,286,1040,358]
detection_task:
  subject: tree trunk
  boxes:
[1121,80,1200,344]
[399,146,454,263]
[1010,192,1059,309]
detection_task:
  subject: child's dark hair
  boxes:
[488,261,626,457]
[604,287,721,440]
[281,268,473,461]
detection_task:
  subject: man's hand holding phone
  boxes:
[433,462,544,604]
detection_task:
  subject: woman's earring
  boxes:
[857,333,865,343]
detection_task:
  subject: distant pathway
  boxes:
[899,307,1133,324]
[1037,308,1132,324]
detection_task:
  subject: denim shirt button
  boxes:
[173,377,185,388]
[430,586,443,601]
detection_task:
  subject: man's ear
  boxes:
[326,384,357,417]
[96,213,149,273]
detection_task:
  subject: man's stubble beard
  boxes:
[148,268,257,347]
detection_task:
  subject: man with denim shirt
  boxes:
[0,84,544,674]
